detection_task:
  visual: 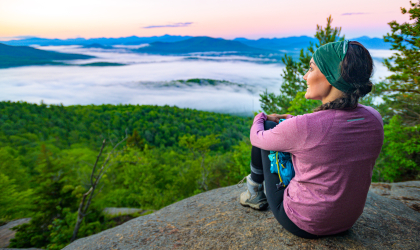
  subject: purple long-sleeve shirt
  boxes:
[250,104,384,235]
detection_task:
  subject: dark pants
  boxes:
[250,120,319,239]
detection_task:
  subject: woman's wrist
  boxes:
[266,113,290,123]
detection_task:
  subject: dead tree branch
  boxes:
[71,137,127,242]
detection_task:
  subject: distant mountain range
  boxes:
[135,37,275,54]
[1,35,193,47]
[234,36,318,51]
[1,35,391,50]
[235,36,391,50]
[0,43,92,68]
[0,34,392,68]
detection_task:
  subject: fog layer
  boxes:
[0,46,392,115]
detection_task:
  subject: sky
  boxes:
[0,0,413,40]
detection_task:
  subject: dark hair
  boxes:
[314,41,373,112]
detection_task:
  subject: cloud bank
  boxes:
[0,46,391,114]
[143,22,193,29]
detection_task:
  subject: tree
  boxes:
[10,145,80,248]
[260,16,345,115]
[373,1,420,182]
[0,174,33,222]
[71,138,126,242]
[373,116,420,182]
[380,1,420,125]
[126,130,145,150]
[179,134,220,191]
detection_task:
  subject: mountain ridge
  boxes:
[0,43,93,68]
[2,35,391,50]
[134,36,276,54]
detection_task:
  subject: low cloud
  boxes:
[341,12,368,16]
[0,36,37,41]
[143,22,193,29]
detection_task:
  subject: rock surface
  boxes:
[103,207,144,216]
[64,184,420,250]
[0,218,31,248]
[370,181,420,212]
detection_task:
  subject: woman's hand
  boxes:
[266,114,290,123]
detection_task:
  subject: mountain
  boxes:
[235,36,391,51]
[350,36,391,50]
[2,35,193,46]
[134,36,276,54]
[0,43,93,68]
[234,36,317,51]
[2,35,391,51]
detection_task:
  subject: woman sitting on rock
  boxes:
[240,40,384,238]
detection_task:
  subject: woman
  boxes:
[239,40,384,238]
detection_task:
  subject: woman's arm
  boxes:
[250,112,305,153]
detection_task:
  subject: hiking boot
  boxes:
[239,174,268,210]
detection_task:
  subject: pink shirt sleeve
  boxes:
[249,112,306,153]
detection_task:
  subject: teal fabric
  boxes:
[268,119,295,187]
[313,40,355,93]
[268,151,295,187]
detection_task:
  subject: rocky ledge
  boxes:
[64,182,420,250]
[0,218,31,248]
[370,180,420,212]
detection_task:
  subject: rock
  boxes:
[64,184,420,250]
[0,218,31,248]
[370,181,420,212]
[103,207,144,216]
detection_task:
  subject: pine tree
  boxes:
[381,1,420,125]
[10,145,78,248]
[126,130,145,150]
[373,1,420,182]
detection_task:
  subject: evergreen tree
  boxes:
[10,145,79,248]
[380,1,420,125]
[0,174,33,223]
[373,1,420,182]
[126,129,145,150]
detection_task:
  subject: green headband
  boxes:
[313,40,355,93]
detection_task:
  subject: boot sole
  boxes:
[240,200,269,210]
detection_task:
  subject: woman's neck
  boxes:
[321,86,344,104]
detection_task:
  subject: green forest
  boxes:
[1,2,419,249]
[0,103,254,248]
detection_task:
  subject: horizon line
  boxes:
[0,34,386,42]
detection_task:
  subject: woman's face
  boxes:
[303,58,333,102]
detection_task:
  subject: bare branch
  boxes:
[71,187,93,242]
[95,138,127,185]
[72,136,126,242]
[91,139,106,186]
